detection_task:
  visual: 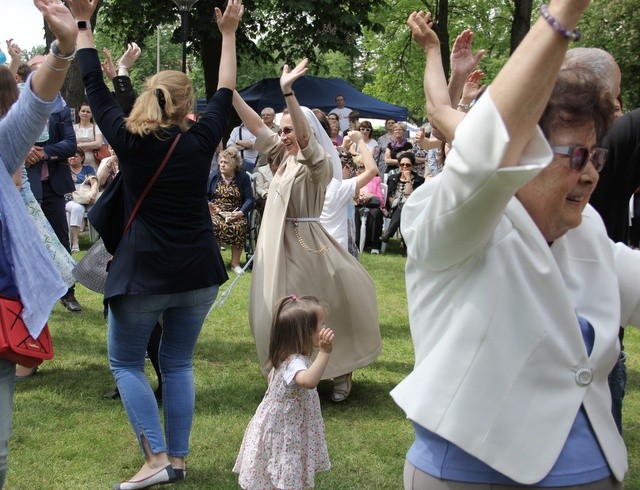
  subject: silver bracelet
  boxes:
[50,40,76,61]
[44,55,69,72]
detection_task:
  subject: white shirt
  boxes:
[320,177,357,251]
[227,124,259,164]
[330,107,352,133]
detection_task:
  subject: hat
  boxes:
[27,55,46,68]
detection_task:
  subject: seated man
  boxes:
[381,151,425,246]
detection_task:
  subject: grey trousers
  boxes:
[404,460,623,490]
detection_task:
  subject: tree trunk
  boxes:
[435,0,451,78]
[201,33,221,102]
[510,0,533,54]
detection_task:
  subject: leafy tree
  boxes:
[98,0,384,101]
[580,0,640,110]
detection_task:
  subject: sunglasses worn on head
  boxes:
[551,145,607,172]
[278,126,294,136]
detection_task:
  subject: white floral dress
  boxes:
[233,355,330,489]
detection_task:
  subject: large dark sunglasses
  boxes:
[278,126,294,136]
[551,146,607,172]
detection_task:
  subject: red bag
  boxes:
[0,295,54,368]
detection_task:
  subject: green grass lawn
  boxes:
[6,241,640,489]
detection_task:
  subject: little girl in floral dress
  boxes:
[233,294,334,489]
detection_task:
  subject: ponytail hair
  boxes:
[125,70,194,137]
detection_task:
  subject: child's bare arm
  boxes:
[295,328,334,389]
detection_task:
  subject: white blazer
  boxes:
[391,93,639,484]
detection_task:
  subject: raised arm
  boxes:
[232,91,266,136]
[215,0,243,90]
[280,58,311,150]
[486,0,588,166]
[6,40,22,76]
[407,11,464,144]
[30,0,78,101]
[294,328,334,389]
[447,29,484,108]
[345,130,378,193]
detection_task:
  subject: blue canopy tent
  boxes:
[196,76,408,121]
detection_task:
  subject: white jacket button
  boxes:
[575,367,593,386]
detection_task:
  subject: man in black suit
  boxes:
[24,56,81,311]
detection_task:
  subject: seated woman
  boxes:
[380,152,424,246]
[328,115,343,147]
[393,6,631,489]
[384,123,412,173]
[207,146,254,274]
[353,154,386,254]
[65,148,98,253]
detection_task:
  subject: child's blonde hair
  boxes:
[125,70,194,137]
[267,295,329,369]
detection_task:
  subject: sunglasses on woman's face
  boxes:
[399,162,412,168]
[360,127,371,132]
[278,126,294,136]
[551,146,607,172]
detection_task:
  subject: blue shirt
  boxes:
[407,315,610,486]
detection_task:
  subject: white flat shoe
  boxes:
[232,266,244,275]
[113,464,175,490]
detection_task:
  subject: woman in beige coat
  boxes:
[232,59,381,402]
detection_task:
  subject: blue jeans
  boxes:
[608,351,627,434]
[107,285,218,458]
[0,359,16,489]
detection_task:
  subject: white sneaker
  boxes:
[71,245,80,253]
[232,266,244,275]
[371,249,380,254]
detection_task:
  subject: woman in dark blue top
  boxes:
[68,0,244,487]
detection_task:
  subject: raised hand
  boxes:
[64,0,99,22]
[6,39,22,63]
[280,58,309,92]
[33,0,78,52]
[346,130,362,145]
[101,47,116,80]
[317,327,334,353]
[118,42,141,69]
[407,10,439,53]
[450,29,485,77]
[461,69,485,104]
[215,0,243,36]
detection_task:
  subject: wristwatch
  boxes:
[77,20,91,31]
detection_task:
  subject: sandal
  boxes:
[331,372,353,403]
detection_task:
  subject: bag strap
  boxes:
[121,133,182,239]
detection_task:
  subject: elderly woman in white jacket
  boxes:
[392,4,635,489]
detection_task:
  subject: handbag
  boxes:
[0,295,54,368]
[88,134,182,255]
[72,238,111,293]
[71,178,96,205]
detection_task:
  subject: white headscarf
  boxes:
[301,106,342,181]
